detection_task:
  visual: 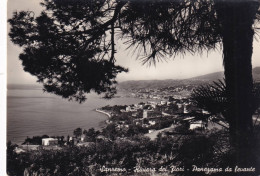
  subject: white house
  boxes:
[189,120,206,130]
[126,106,131,112]
[162,111,171,116]
[149,120,156,125]
[143,110,148,118]
[160,100,166,105]
[42,138,58,146]
[151,104,157,108]
[202,109,210,114]
[148,129,156,133]
[183,117,195,121]
[80,135,86,141]
[177,103,182,108]
[184,104,191,114]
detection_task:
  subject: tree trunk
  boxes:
[214,0,259,167]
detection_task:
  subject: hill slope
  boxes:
[118,67,260,89]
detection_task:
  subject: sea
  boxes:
[7,84,143,144]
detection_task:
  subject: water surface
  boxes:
[7,85,142,144]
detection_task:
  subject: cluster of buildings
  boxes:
[125,85,194,100]
[120,84,215,129]
[120,84,230,132]
[105,94,226,134]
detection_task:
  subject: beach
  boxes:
[95,109,111,118]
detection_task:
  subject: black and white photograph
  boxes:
[6,0,260,175]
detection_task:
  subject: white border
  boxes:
[1,0,7,175]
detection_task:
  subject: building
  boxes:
[202,109,210,114]
[160,100,166,105]
[126,106,131,112]
[183,105,189,114]
[132,112,138,117]
[42,138,58,146]
[189,120,206,130]
[149,120,156,125]
[177,103,182,108]
[162,111,171,116]
[80,135,86,142]
[148,129,156,133]
[143,110,148,118]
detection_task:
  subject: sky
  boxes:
[7,0,260,85]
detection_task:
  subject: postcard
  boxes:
[7,0,260,175]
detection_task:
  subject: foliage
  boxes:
[23,135,48,145]
[126,124,149,137]
[150,116,177,130]
[102,123,118,140]
[102,105,127,113]
[191,79,260,126]
[73,127,82,138]
[7,141,24,176]
[190,79,228,121]
[165,103,179,114]
[120,0,222,65]
[9,129,259,176]
[8,0,129,102]
[110,112,132,122]
[83,128,100,142]
[10,0,260,101]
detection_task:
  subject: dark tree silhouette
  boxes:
[8,0,260,166]
[191,79,260,127]
[73,127,82,138]
[8,0,129,103]
[191,79,260,167]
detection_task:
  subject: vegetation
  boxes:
[191,80,260,121]
[22,135,65,145]
[8,128,260,176]
[102,105,127,114]
[73,128,83,138]
[83,128,100,142]
[23,135,49,145]
[191,80,260,167]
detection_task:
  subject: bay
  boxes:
[7,85,143,144]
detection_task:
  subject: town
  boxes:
[121,84,195,100]
[98,94,227,139]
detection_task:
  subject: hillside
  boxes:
[118,78,209,90]
[8,67,260,90]
[189,71,224,81]
[118,67,260,89]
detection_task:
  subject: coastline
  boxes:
[95,109,111,118]
[8,88,143,144]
